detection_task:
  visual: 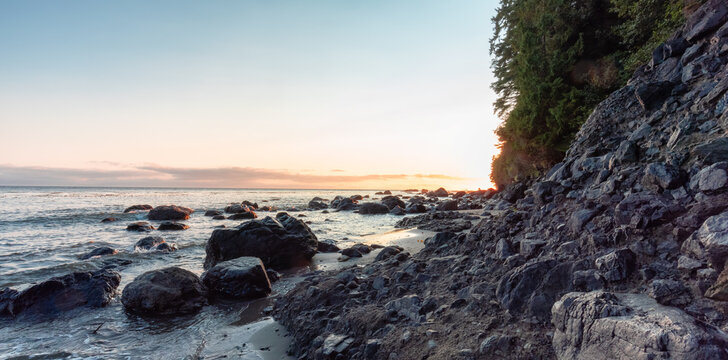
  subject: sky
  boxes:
[0,0,502,190]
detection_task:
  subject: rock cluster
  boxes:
[273,2,728,358]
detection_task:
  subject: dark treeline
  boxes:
[489,0,701,188]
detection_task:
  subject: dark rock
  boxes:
[649,279,691,306]
[381,195,405,210]
[595,248,636,282]
[122,267,207,316]
[204,210,222,217]
[684,0,728,42]
[405,203,427,214]
[428,187,449,197]
[308,199,328,210]
[374,246,404,262]
[201,257,271,299]
[227,211,257,220]
[358,202,390,215]
[134,236,176,252]
[148,205,193,221]
[266,269,281,283]
[124,204,153,213]
[212,215,226,220]
[126,221,154,232]
[322,334,354,358]
[331,196,358,211]
[436,200,458,211]
[225,203,252,213]
[572,270,605,291]
[317,240,340,253]
[500,183,526,202]
[705,266,728,300]
[375,190,392,195]
[389,206,406,215]
[341,247,364,258]
[0,288,18,316]
[203,212,318,270]
[79,246,118,260]
[635,81,672,111]
[641,163,684,192]
[157,222,189,231]
[692,137,728,164]
[10,270,120,316]
[100,217,117,223]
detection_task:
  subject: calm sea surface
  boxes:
[0,186,404,359]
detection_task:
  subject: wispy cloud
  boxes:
[0,164,471,189]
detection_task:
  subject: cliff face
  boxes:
[274,1,728,358]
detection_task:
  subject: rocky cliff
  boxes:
[274,1,728,358]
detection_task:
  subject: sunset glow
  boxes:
[0,0,501,190]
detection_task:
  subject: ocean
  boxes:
[0,186,413,359]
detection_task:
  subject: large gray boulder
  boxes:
[121,267,207,316]
[203,212,318,270]
[681,211,728,269]
[552,291,728,360]
[148,205,194,220]
[201,257,271,299]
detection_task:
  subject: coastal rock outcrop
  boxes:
[203,212,318,270]
[78,246,118,260]
[201,257,272,299]
[157,222,189,231]
[126,221,154,232]
[551,291,728,360]
[134,236,177,252]
[121,267,207,316]
[147,205,193,220]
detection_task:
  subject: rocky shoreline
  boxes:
[273,1,728,359]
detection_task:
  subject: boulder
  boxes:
[405,203,427,214]
[307,199,328,210]
[100,217,117,223]
[681,211,728,269]
[317,240,340,253]
[648,279,691,306]
[9,270,120,316]
[203,212,318,270]
[691,137,728,164]
[358,202,390,214]
[428,187,449,197]
[375,190,392,195]
[331,196,358,211]
[204,210,222,217]
[78,246,118,260]
[595,248,636,282]
[126,221,154,232]
[684,0,728,42]
[0,288,18,316]
[552,291,728,360]
[201,257,272,299]
[157,222,189,231]
[374,246,404,262]
[121,267,207,316]
[436,200,458,211]
[696,162,728,192]
[381,196,405,210]
[134,236,176,252]
[148,205,193,220]
[227,211,256,220]
[635,81,672,110]
[124,204,153,213]
[389,206,406,215]
[225,203,252,214]
[212,215,226,220]
[641,163,684,192]
[705,266,728,300]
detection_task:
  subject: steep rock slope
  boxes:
[274,1,728,358]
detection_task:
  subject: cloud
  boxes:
[0,164,472,189]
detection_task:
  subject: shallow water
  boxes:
[0,186,410,359]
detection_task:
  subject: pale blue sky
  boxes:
[0,0,501,189]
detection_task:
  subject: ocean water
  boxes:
[0,186,406,359]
